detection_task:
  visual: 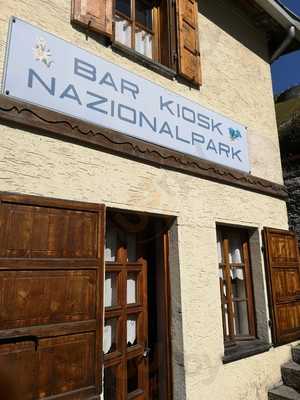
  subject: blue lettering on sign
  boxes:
[27,65,243,163]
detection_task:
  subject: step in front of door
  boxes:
[269,385,300,400]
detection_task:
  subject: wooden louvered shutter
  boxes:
[263,227,300,346]
[176,0,202,86]
[0,193,105,399]
[71,0,112,37]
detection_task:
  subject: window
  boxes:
[114,0,154,59]
[71,0,202,86]
[217,226,256,344]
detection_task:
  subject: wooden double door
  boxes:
[0,193,168,400]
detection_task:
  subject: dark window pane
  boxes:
[136,1,153,29]
[104,365,118,399]
[231,267,246,300]
[127,358,139,394]
[233,301,249,336]
[116,0,131,17]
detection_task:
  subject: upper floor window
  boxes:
[115,0,154,59]
[71,0,202,86]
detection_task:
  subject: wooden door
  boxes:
[104,246,149,400]
[263,227,300,345]
[0,193,105,399]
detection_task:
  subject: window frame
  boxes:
[217,226,256,345]
[112,0,177,74]
[114,0,155,56]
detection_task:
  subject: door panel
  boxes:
[0,340,37,400]
[0,270,96,329]
[0,193,105,399]
[263,227,300,345]
[37,333,95,398]
[0,203,98,258]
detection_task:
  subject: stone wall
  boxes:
[282,156,300,241]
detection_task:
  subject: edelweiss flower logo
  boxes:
[33,38,54,68]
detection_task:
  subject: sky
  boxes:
[271,0,300,95]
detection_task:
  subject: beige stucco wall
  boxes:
[0,1,293,400]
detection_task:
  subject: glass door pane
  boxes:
[104,318,118,354]
[105,272,119,308]
[127,315,138,347]
[127,272,138,304]
[127,357,141,395]
[104,364,119,400]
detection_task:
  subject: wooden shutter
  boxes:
[71,0,112,37]
[176,0,202,86]
[0,193,105,399]
[263,227,300,345]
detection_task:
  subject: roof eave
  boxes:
[254,0,300,51]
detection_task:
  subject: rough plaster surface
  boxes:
[0,1,293,399]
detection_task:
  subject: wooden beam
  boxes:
[0,95,288,200]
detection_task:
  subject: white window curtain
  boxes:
[127,316,137,346]
[217,230,223,264]
[135,29,152,58]
[228,232,242,264]
[103,320,116,354]
[231,267,244,280]
[127,272,137,304]
[105,272,117,307]
[115,16,132,47]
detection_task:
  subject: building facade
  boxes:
[1,1,300,400]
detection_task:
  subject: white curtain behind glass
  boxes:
[217,230,223,264]
[127,272,137,304]
[105,272,117,307]
[127,316,137,346]
[115,16,132,47]
[103,320,116,354]
[229,232,242,263]
[135,29,152,58]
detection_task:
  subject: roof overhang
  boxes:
[237,0,300,58]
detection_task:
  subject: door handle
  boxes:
[0,335,39,350]
[143,347,151,358]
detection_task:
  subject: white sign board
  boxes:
[2,18,250,173]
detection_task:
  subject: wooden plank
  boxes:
[0,320,97,339]
[0,95,288,200]
[0,270,97,329]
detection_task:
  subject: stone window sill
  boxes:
[223,339,271,364]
